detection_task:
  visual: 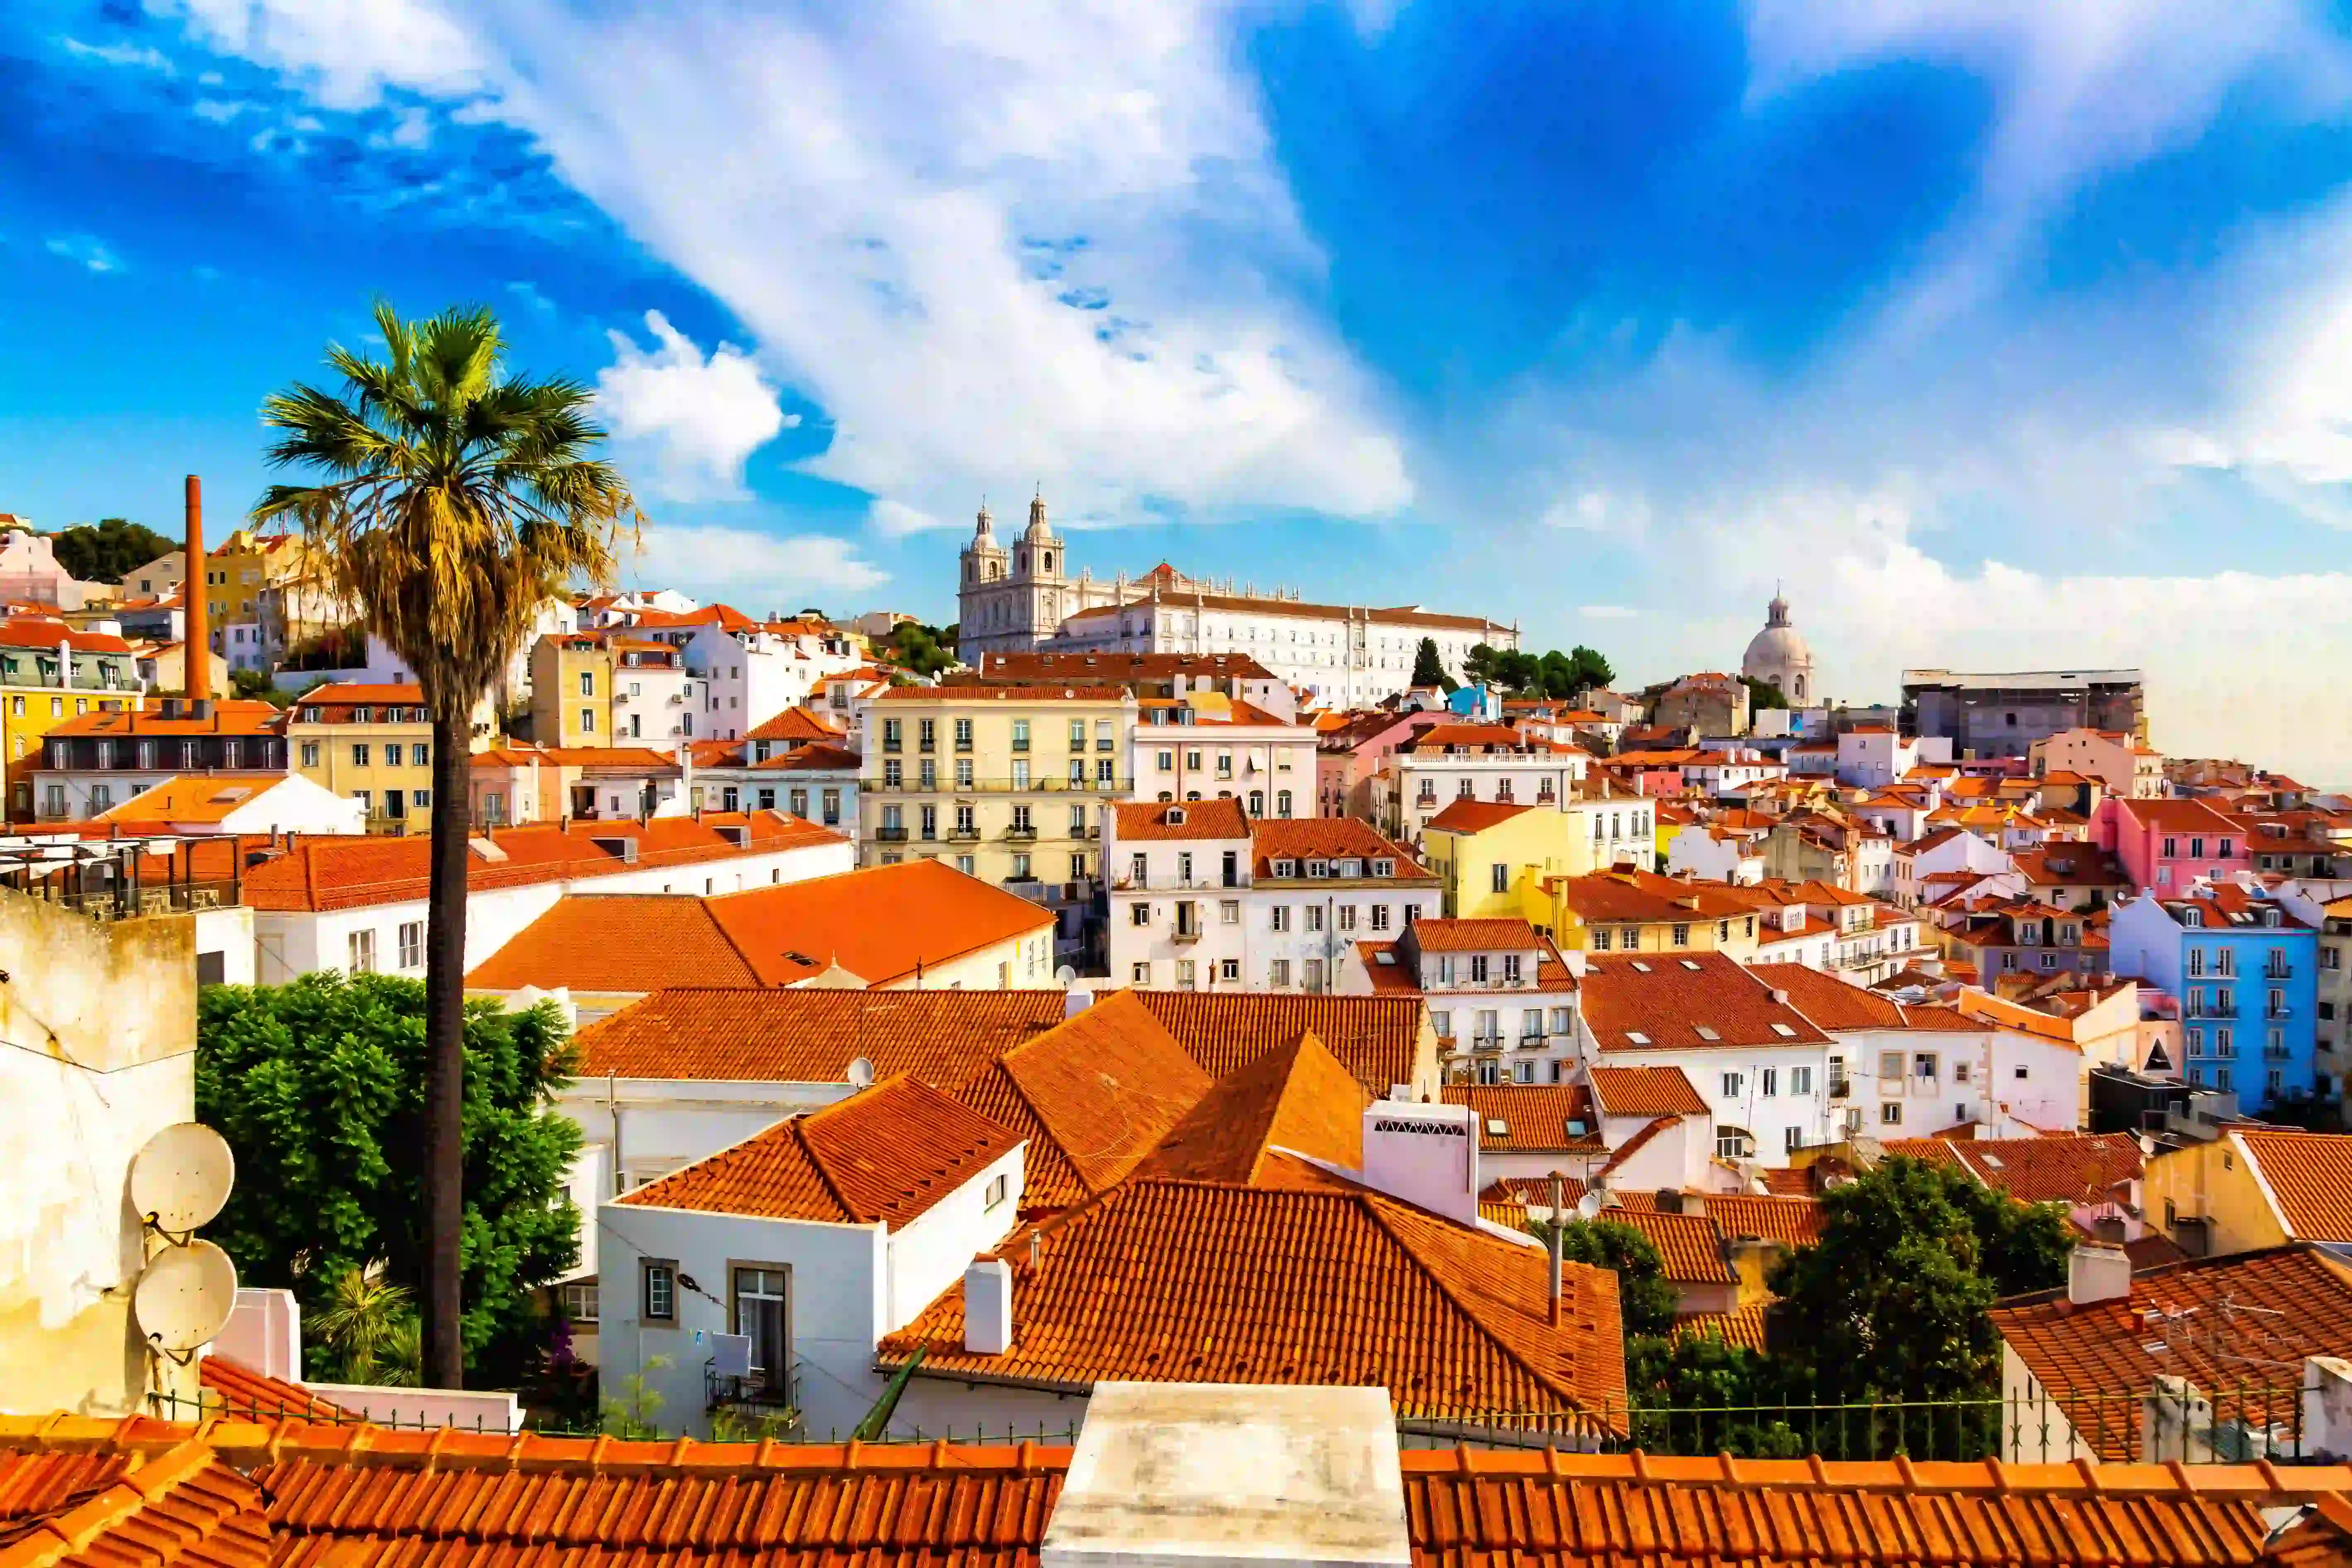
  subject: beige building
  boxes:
[290,680,494,832]
[2029,727,2164,799]
[859,685,1135,905]
[530,632,613,747]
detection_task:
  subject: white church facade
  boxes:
[956,495,1518,706]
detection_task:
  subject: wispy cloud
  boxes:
[61,36,174,73]
[44,234,122,274]
[633,524,888,603]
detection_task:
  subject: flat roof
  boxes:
[1900,668,2144,688]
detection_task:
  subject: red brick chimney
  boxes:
[183,474,209,699]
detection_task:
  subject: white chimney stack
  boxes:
[964,1258,1013,1354]
[2068,1243,2132,1307]
[1360,1099,1479,1226]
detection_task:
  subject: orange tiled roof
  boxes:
[2234,1132,2352,1241]
[1992,1246,2352,1459]
[287,682,424,711]
[93,774,292,826]
[1580,952,1833,1052]
[876,685,1128,702]
[1410,917,1542,952]
[1249,817,1430,879]
[13,1392,2352,1564]
[48,700,279,739]
[1134,991,1428,1091]
[467,859,1049,992]
[1887,1132,2141,1206]
[1586,1065,1710,1119]
[745,706,844,743]
[195,1356,348,1424]
[1422,798,1534,835]
[1756,963,1994,1034]
[1672,1303,1771,1352]
[1442,1085,1602,1152]
[244,813,840,913]
[0,619,132,653]
[619,1074,1020,1226]
[1549,870,1756,925]
[1111,798,1248,840]
[1131,1028,1366,1186]
[953,993,1211,1212]
[0,1435,269,1568]
[576,986,1072,1082]
[1703,1193,1825,1249]
[877,1180,1628,1436]
[1599,1206,1735,1286]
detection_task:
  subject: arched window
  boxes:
[1276,789,1293,818]
[1248,790,1264,815]
[1157,791,1173,802]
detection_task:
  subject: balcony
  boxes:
[2265,1046,2294,1062]
[947,828,980,844]
[704,1361,800,1427]
[881,738,902,753]
[2267,965,2296,980]
[1470,1034,1505,1053]
[1004,825,1038,842]
[1829,1079,1851,1099]
[874,825,909,842]
[1173,922,1203,944]
[2268,1007,2295,1021]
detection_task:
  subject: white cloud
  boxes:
[191,98,246,122]
[869,499,951,538]
[595,311,794,502]
[160,0,1413,530]
[62,36,175,72]
[44,235,121,274]
[632,524,888,603]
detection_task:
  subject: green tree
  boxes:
[227,668,293,708]
[1530,1217,1679,1340]
[254,303,638,1386]
[312,1265,422,1386]
[1410,636,1454,691]
[43,517,177,583]
[1741,675,1788,712]
[888,620,961,679]
[196,972,584,1387]
[1768,1157,2072,1407]
[1566,645,1614,692]
[1463,642,1502,689]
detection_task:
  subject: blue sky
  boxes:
[7,2,2352,776]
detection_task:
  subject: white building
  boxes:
[1103,803,1438,993]
[955,496,1517,705]
[1837,727,1921,789]
[94,771,363,837]
[1128,694,1317,817]
[1893,827,2012,908]
[1340,916,1583,1084]
[1379,724,1592,844]
[242,812,852,984]
[595,1074,1027,1439]
[1665,822,1767,885]
[680,620,864,741]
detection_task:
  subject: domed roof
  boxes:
[1742,623,1812,674]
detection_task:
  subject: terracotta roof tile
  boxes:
[1703,1193,1826,1249]
[620,1074,1020,1226]
[2234,1132,2352,1241]
[1441,1085,1602,1152]
[1409,917,1542,952]
[1131,1029,1366,1186]
[245,812,842,913]
[1550,870,1757,924]
[0,1437,269,1568]
[1992,1246,2352,1459]
[1894,1132,2142,1205]
[877,1180,1627,1436]
[744,706,844,742]
[91,775,292,827]
[1110,799,1248,840]
[48,701,278,739]
[194,1357,348,1425]
[468,859,1050,992]
[1672,1303,1771,1351]
[1580,952,1833,1052]
[576,987,1072,1082]
[1135,991,1428,1091]
[1586,1066,1710,1119]
[1249,818,1429,880]
[953,993,1211,1212]
[1759,963,1995,1034]
[1598,1207,1735,1285]
[1422,799,1534,834]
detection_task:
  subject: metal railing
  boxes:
[869,776,1118,794]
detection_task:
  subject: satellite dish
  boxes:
[1575,1191,1606,1221]
[847,1055,876,1089]
[1055,964,1078,985]
[2139,1133,2158,1156]
[131,1122,235,1232]
[134,1239,239,1353]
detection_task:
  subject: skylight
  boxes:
[1680,959,1701,970]
[1625,1031,1650,1045]
[1486,1118,1508,1137]
[1770,1024,1797,1038]
[1694,1026,1720,1041]
[1631,961,1651,973]
[1981,1154,2005,1169]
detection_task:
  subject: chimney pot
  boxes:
[2068,1242,2132,1307]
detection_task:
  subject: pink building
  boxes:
[1315,711,1430,818]
[2096,795,2250,892]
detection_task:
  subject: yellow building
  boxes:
[2144,1127,2352,1260]
[1,621,140,820]
[1418,786,1659,920]
[1539,868,1763,958]
[530,632,615,746]
[288,680,494,832]
[860,685,1135,900]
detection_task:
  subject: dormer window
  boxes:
[1271,858,1297,878]
[1307,859,1332,879]
[1372,858,1395,877]
[1167,806,1187,825]
[352,706,371,723]
[2182,908,2203,928]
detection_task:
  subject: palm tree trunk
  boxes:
[421,702,473,1389]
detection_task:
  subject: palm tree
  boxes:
[313,1263,421,1385]
[257,303,639,1386]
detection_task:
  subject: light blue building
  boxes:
[2108,882,2320,1110]
[1445,683,1501,721]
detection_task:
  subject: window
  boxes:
[353,789,372,813]
[1270,904,1292,932]
[347,929,377,973]
[1158,750,1175,772]
[985,1174,1009,1211]
[1305,905,1324,933]
[1881,1102,1903,1125]
[1491,862,1510,894]
[1220,958,1240,982]
[1012,719,1031,752]
[1370,903,1392,932]
[397,921,423,970]
[1469,953,1489,983]
[561,1281,598,1326]
[1270,959,1291,987]
[1303,957,1325,992]
[1338,905,1358,932]
[955,718,974,750]
[1096,757,1116,786]
[578,670,595,696]
[1714,1128,1751,1160]
[298,739,321,768]
[1672,923,1690,948]
[1132,962,1151,983]
[1791,1065,1813,1095]
[1721,1071,1742,1098]
[352,743,371,767]
[1176,959,1197,987]
[581,708,596,734]
[1760,1068,1779,1097]
[1220,899,1241,925]
[1276,789,1293,817]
